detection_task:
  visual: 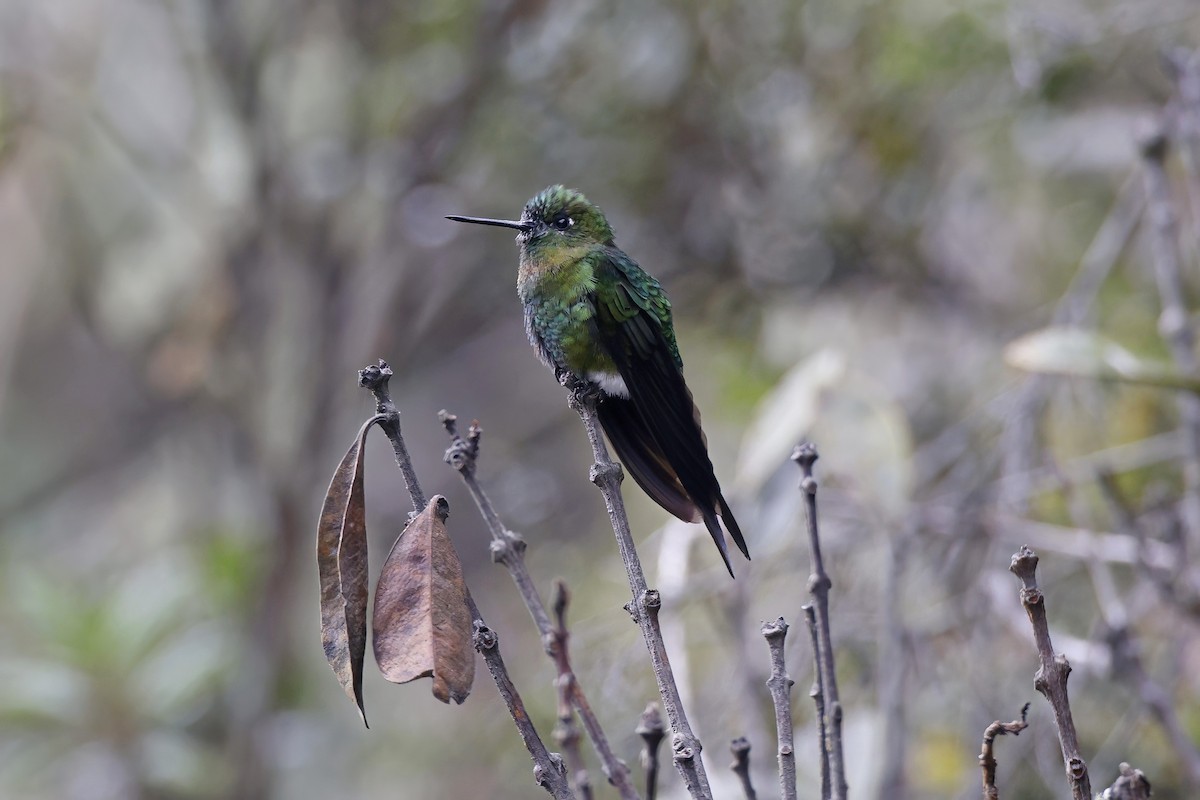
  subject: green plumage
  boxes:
[522,248,680,380]
[447,185,748,576]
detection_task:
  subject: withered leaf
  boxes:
[372,495,475,704]
[317,417,375,726]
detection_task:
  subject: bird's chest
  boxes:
[523,293,610,374]
[520,254,619,377]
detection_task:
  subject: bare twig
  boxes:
[979,703,1030,800]
[1138,125,1200,552]
[637,703,666,800]
[792,443,847,800]
[358,361,426,512]
[358,364,573,799]
[473,620,574,799]
[439,410,640,799]
[803,604,830,800]
[730,738,758,800]
[439,409,552,637]
[1098,762,1152,800]
[1009,546,1092,800]
[570,385,712,798]
[762,618,797,800]
[552,581,593,800]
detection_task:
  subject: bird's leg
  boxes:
[557,368,600,403]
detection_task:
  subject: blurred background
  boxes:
[3,0,1200,797]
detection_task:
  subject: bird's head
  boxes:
[447,185,615,262]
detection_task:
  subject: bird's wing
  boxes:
[590,252,748,571]
[596,394,700,524]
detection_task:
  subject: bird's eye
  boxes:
[552,215,573,231]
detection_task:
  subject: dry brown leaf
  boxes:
[372,495,475,704]
[317,418,374,726]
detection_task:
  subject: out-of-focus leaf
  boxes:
[372,495,474,705]
[735,348,914,521]
[734,349,846,494]
[316,418,374,726]
[1005,327,1200,392]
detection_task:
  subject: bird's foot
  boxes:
[560,370,601,407]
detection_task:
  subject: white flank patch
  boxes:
[588,372,629,397]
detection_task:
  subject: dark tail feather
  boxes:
[701,508,735,578]
[597,395,700,524]
[718,495,750,560]
[598,393,746,575]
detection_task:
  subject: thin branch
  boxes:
[1098,762,1153,800]
[803,604,830,800]
[1009,546,1092,800]
[637,703,666,800]
[439,410,640,799]
[570,384,712,798]
[552,581,594,800]
[979,703,1030,800]
[437,410,551,638]
[358,361,426,512]
[762,618,797,800]
[792,443,847,800]
[1138,124,1200,552]
[357,364,572,799]
[729,738,758,800]
[975,511,1177,570]
[472,619,574,799]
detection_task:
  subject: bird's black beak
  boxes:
[445,215,532,232]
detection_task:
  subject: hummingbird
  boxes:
[448,185,748,576]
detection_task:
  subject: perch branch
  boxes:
[637,703,666,800]
[762,617,797,800]
[978,703,1030,800]
[729,738,757,800]
[440,411,640,799]
[1009,546,1091,800]
[358,363,573,799]
[793,443,847,800]
[570,384,712,798]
